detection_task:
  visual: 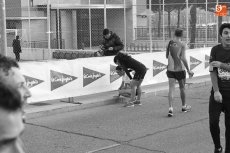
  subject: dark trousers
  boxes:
[14,52,20,61]
[209,91,230,152]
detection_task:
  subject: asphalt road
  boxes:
[22,84,226,153]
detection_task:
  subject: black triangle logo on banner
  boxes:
[205,55,210,69]
[110,65,121,83]
[50,70,77,91]
[83,67,105,87]
[153,60,167,77]
[190,56,202,70]
[24,75,44,88]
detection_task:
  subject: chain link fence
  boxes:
[5,0,230,58]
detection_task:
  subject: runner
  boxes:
[209,23,230,153]
[114,52,147,107]
[166,28,194,117]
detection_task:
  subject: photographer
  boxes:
[100,28,124,56]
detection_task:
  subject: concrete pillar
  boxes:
[72,10,78,49]
[0,0,7,55]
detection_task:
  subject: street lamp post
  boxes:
[0,0,7,55]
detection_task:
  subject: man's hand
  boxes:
[214,91,222,103]
[187,70,194,78]
[99,45,104,49]
[108,47,113,51]
[210,61,222,68]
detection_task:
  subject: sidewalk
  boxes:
[25,75,211,119]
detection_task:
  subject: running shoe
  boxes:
[214,147,223,153]
[168,109,173,117]
[123,102,134,107]
[182,105,191,112]
[133,100,142,106]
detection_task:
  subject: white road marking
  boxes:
[86,144,121,153]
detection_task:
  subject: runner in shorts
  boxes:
[166,28,194,117]
[114,52,147,107]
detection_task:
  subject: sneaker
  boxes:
[214,147,222,153]
[168,109,173,117]
[123,102,134,107]
[182,105,191,112]
[133,100,142,106]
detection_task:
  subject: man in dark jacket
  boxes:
[101,28,124,56]
[12,35,22,61]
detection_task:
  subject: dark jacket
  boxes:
[102,32,124,56]
[12,39,22,53]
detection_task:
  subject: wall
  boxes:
[8,0,135,50]
[22,19,47,42]
[60,10,72,49]
[6,0,22,17]
[19,47,212,103]
[107,9,125,41]
[125,8,134,45]
[50,10,57,47]
[33,0,82,5]
[7,47,53,60]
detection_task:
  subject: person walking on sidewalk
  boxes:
[12,35,22,61]
[166,28,194,117]
[114,52,147,107]
[209,23,230,153]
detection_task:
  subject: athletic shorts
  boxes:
[166,70,186,81]
[133,69,147,81]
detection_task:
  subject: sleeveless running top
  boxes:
[167,40,185,71]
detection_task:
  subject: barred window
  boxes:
[6,20,18,29]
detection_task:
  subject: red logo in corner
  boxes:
[215,4,228,16]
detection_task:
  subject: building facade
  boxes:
[5,0,230,51]
[6,0,135,50]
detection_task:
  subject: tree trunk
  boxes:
[168,11,171,38]
[158,8,161,37]
[190,5,196,49]
[218,16,222,43]
[177,8,180,28]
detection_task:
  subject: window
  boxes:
[6,20,17,29]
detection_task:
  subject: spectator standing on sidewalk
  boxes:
[114,52,147,107]
[100,28,124,56]
[166,28,194,117]
[12,35,22,61]
[0,82,26,153]
[209,23,230,153]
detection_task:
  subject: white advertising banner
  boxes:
[20,47,212,103]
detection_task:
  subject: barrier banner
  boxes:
[20,48,212,103]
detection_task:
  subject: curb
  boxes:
[26,96,120,120]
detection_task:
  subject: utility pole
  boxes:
[0,0,7,55]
